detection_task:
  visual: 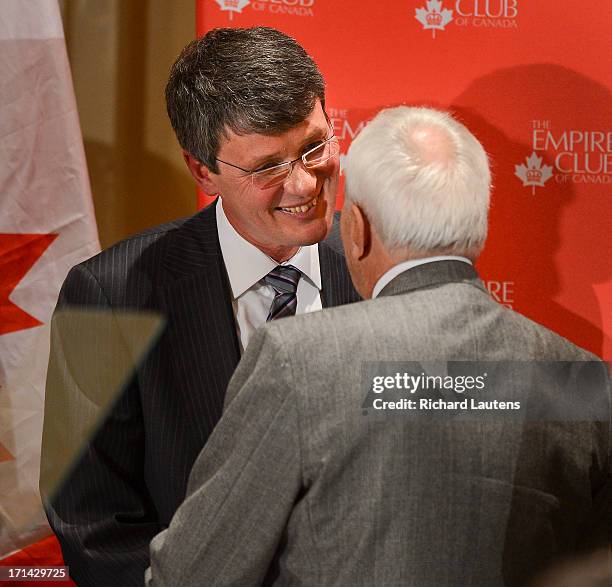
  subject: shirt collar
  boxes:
[372,256,473,299]
[216,198,321,299]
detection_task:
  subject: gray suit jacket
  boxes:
[148,261,611,586]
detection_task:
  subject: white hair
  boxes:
[344,107,491,257]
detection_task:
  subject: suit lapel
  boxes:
[158,201,240,446]
[378,260,487,298]
[155,205,356,447]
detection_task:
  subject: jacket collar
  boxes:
[378,260,486,298]
[163,201,358,307]
[162,202,221,278]
[319,212,360,307]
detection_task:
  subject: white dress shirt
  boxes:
[216,199,323,352]
[372,256,473,299]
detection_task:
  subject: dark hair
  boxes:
[165,27,326,172]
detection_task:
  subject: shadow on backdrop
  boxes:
[451,64,612,359]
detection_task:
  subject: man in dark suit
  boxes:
[147,106,611,586]
[40,27,358,586]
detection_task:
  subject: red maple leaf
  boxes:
[0,233,57,336]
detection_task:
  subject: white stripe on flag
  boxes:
[0,0,64,40]
[0,0,99,556]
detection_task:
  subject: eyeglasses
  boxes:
[215,133,340,190]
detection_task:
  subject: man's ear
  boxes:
[348,202,371,261]
[182,150,219,194]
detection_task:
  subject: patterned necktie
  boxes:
[264,265,302,321]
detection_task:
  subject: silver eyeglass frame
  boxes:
[215,132,339,190]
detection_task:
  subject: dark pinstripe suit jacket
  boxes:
[41,201,359,586]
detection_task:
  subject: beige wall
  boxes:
[60,0,197,248]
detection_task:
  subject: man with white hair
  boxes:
[146,107,611,586]
[339,106,490,299]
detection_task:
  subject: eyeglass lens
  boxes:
[252,140,339,189]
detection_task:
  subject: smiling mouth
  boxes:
[276,196,318,215]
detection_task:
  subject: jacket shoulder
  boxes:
[62,205,218,305]
[499,303,601,361]
[82,216,189,269]
[266,285,601,363]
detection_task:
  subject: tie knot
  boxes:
[264,265,301,295]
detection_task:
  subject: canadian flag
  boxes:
[0,0,99,556]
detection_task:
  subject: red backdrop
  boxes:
[198,0,612,360]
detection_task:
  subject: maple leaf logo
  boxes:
[514,152,554,195]
[0,233,57,335]
[415,0,454,38]
[215,0,250,21]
